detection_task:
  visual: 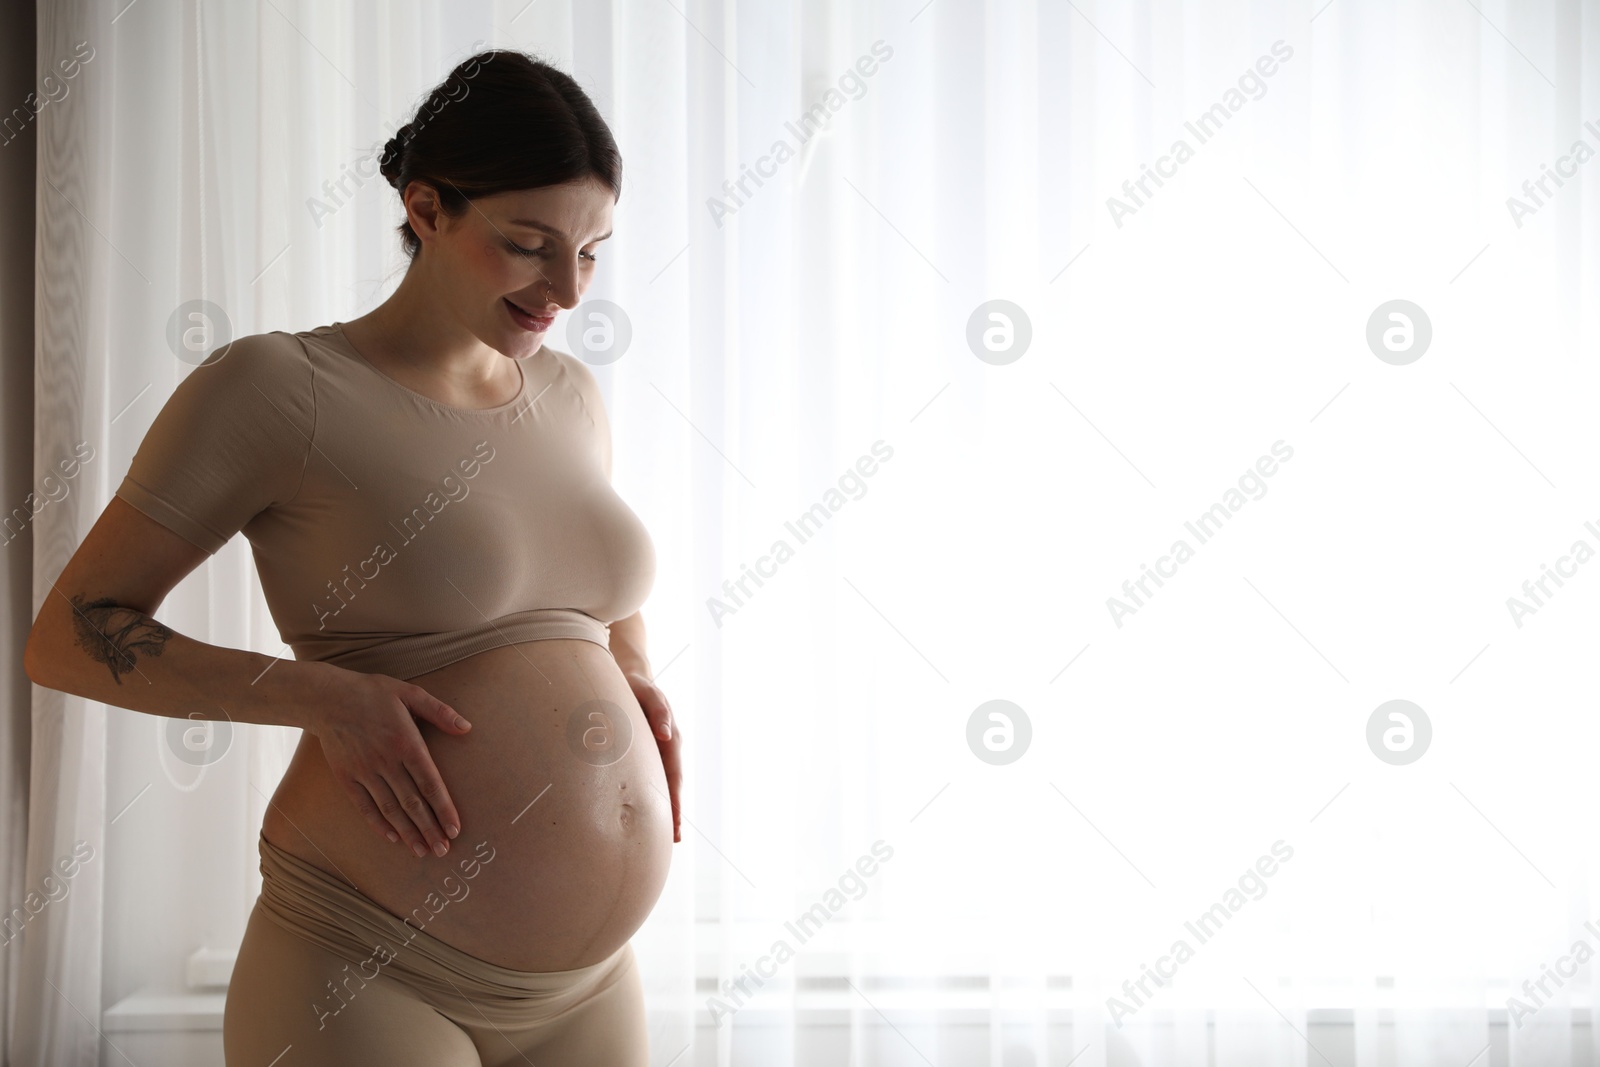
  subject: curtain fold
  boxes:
[0,7,36,1067]
[11,1,1599,1064]
[16,0,109,1062]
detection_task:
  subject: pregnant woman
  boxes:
[23,50,679,1065]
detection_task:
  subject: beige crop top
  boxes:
[114,323,655,681]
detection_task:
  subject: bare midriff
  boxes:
[260,637,673,973]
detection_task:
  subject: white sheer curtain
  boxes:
[17,0,1600,1064]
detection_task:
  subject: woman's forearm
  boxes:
[24,588,334,732]
[607,611,651,678]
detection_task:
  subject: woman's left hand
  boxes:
[625,672,682,843]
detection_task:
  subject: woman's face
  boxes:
[407,175,615,355]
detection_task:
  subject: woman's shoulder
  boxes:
[180,328,315,392]
[146,330,320,440]
[200,324,318,360]
[541,343,601,400]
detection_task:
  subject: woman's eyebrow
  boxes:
[506,218,613,243]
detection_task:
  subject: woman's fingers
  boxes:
[346,763,452,859]
[338,775,402,844]
[663,722,683,842]
[397,751,455,856]
[645,688,681,842]
[408,683,473,734]
[639,690,671,740]
[401,686,464,851]
[361,773,432,858]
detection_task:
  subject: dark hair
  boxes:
[377,49,622,261]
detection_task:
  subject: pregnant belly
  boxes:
[260,638,674,972]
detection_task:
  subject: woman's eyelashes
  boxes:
[504,240,599,263]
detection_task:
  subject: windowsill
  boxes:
[106,925,1587,1032]
[102,990,227,1032]
[102,988,1594,1033]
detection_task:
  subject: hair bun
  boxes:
[379,123,414,186]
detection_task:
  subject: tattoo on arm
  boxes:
[68,595,174,685]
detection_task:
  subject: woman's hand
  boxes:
[303,664,473,859]
[624,671,682,843]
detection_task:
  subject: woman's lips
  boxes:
[505,298,554,332]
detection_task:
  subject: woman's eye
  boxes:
[506,242,598,263]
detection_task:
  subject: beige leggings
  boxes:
[223,832,649,1066]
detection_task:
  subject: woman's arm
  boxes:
[610,610,682,842]
[25,496,474,858]
[25,496,329,731]
[608,610,650,677]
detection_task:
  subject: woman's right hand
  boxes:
[304,666,473,858]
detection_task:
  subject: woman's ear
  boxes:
[403,181,448,245]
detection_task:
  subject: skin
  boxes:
[338,175,609,407]
[260,175,684,971]
[68,594,174,683]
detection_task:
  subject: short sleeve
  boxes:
[115,331,316,555]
